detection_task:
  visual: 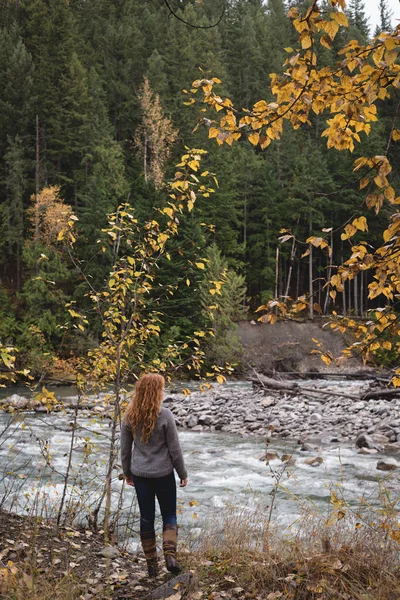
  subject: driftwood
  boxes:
[250,371,360,400]
[261,370,387,382]
[362,388,400,401]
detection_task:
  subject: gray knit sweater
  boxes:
[120,407,187,480]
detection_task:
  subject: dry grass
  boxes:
[184,498,400,600]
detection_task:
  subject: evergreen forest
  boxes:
[0,0,399,375]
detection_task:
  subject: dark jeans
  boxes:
[132,471,177,533]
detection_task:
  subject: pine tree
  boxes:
[375,0,393,35]
[347,0,370,41]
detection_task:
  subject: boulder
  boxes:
[377,458,399,471]
[355,432,377,450]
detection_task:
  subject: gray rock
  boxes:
[310,413,323,423]
[377,458,399,471]
[191,425,204,432]
[147,572,191,600]
[186,415,198,428]
[357,447,378,455]
[355,432,377,450]
[198,414,212,426]
[98,546,120,559]
[372,433,390,445]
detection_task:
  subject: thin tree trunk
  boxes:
[284,236,296,299]
[348,279,352,313]
[35,114,40,239]
[57,392,80,526]
[360,269,364,317]
[274,246,279,299]
[342,285,347,315]
[104,344,122,542]
[144,132,148,183]
[309,243,314,320]
[354,273,359,317]
[323,231,334,314]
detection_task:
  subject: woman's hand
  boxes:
[180,478,188,488]
[125,475,134,487]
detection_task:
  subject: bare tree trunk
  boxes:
[360,270,364,317]
[35,115,40,240]
[323,231,334,315]
[309,243,314,320]
[354,273,359,317]
[104,344,122,542]
[144,132,148,183]
[284,235,296,299]
[348,279,352,313]
[57,391,80,526]
[274,246,279,299]
[342,285,347,316]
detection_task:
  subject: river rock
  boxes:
[186,415,198,428]
[310,413,323,423]
[304,456,323,466]
[265,451,279,461]
[372,433,390,445]
[377,458,399,471]
[198,414,212,426]
[355,432,377,450]
[191,425,203,432]
[357,447,378,455]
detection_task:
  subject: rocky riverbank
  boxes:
[164,380,400,459]
[3,379,400,456]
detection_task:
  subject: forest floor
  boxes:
[1,507,400,600]
[0,510,175,600]
[237,318,372,375]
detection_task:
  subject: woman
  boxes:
[121,373,188,578]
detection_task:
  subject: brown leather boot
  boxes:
[140,530,158,578]
[162,524,182,574]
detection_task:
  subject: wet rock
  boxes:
[191,425,203,432]
[198,414,212,426]
[304,456,323,466]
[377,458,399,471]
[186,415,198,428]
[372,433,390,445]
[264,451,279,461]
[357,447,378,455]
[355,432,377,450]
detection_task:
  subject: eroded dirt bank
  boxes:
[237,319,369,375]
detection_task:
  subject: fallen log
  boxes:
[249,370,360,400]
[362,388,400,401]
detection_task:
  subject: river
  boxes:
[0,382,398,548]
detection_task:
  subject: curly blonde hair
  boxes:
[124,373,164,442]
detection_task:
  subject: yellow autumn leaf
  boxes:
[208,127,219,139]
[248,132,260,146]
[216,374,225,384]
[392,130,400,142]
[323,19,339,40]
[353,216,368,232]
[195,262,205,270]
